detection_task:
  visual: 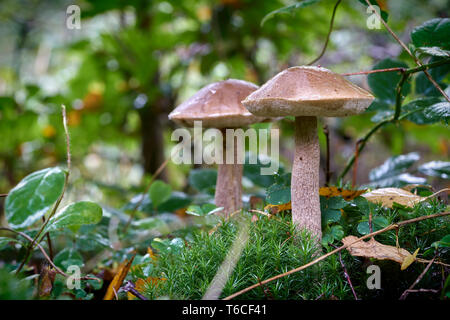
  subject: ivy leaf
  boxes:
[368,153,426,187]
[368,59,410,104]
[411,18,450,50]
[149,180,172,209]
[418,161,450,179]
[46,201,103,233]
[261,0,321,26]
[5,167,65,230]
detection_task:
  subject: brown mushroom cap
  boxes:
[242,66,375,117]
[169,79,266,128]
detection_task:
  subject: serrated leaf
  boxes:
[402,97,442,124]
[418,161,450,179]
[368,59,410,103]
[5,167,65,229]
[261,0,321,26]
[149,180,172,209]
[46,201,103,233]
[368,153,425,187]
[411,18,450,50]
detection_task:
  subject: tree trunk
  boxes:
[214,132,243,216]
[291,116,322,240]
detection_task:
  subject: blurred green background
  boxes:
[0,0,448,211]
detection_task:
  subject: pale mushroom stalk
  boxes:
[215,130,243,215]
[242,66,374,240]
[169,79,267,217]
[292,116,321,238]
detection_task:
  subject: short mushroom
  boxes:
[169,79,266,216]
[242,66,374,239]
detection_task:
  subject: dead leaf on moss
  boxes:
[39,265,56,297]
[264,202,291,214]
[342,236,418,270]
[319,186,367,200]
[362,188,426,208]
[104,254,136,300]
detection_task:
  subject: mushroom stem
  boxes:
[292,116,321,239]
[214,131,243,216]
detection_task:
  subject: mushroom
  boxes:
[169,79,267,216]
[242,66,374,239]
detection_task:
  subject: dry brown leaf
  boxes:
[342,236,413,266]
[103,254,136,300]
[362,187,426,208]
[39,265,56,297]
[319,186,367,200]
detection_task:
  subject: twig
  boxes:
[120,281,149,300]
[323,124,331,185]
[0,227,97,281]
[307,0,342,65]
[337,58,450,181]
[0,193,8,197]
[341,67,406,76]
[42,216,53,261]
[363,0,450,102]
[399,256,436,300]
[16,105,72,274]
[331,244,358,300]
[223,211,450,300]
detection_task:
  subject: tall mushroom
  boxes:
[242,66,374,239]
[169,79,266,216]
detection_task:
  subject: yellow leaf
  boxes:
[103,254,136,300]
[401,248,420,271]
[362,188,425,208]
[147,247,157,261]
[264,202,291,214]
[319,186,367,200]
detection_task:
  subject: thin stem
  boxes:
[333,244,358,300]
[323,124,331,185]
[399,256,436,300]
[307,0,342,65]
[223,211,450,300]
[363,0,450,102]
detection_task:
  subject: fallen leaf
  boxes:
[264,202,291,214]
[103,254,136,300]
[39,265,56,297]
[147,247,157,261]
[320,186,367,200]
[401,248,420,271]
[342,236,413,266]
[362,187,426,208]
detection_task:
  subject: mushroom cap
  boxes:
[242,66,375,117]
[169,79,267,128]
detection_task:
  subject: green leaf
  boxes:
[322,225,344,246]
[418,161,450,179]
[158,192,191,212]
[402,97,442,124]
[188,169,217,195]
[149,180,172,209]
[424,102,450,124]
[415,57,450,96]
[368,59,410,104]
[368,153,426,187]
[5,167,66,229]
[46,201,103,233]
[185,204,222,216]
[151,237,184,254]
[320,197,346,225]
[415,46,450,58]
[261,0,321,26]
[438,234,450,247]
[266,183,291,205]
[131,217,168,230]
[54,248,84,269]
[411,18,450,50]
[357,216,389,235]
